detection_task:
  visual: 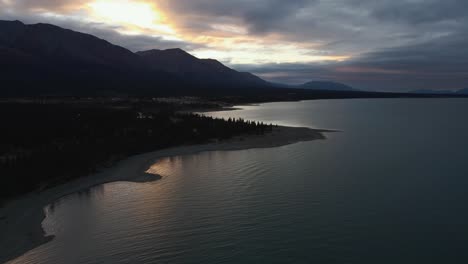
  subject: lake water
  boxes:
[8,99,468,264]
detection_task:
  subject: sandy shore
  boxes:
[0,126,326,263]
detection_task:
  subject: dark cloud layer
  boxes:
[163,0,315,34]
[208,0,468,90]
[1,0,468,90]
[370,0,468,25]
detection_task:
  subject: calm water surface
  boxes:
[9,99,468,264]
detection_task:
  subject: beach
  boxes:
[0,126,326,263]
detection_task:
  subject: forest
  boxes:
[0,101,273,201]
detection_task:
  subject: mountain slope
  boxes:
[0,20,143,69]
[0,20,176,96]
[136,49,267,87]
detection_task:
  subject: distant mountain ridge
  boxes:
[272,80,356,91]
[300,81,356,91]
[409,88,468,95]
[456,88,468,95]
[410,89,454,95]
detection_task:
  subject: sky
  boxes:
[1,0,467,91]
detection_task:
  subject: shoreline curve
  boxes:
[0,126,327,263]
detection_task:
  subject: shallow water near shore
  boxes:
[8,99,468,264]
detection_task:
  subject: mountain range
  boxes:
[0,20,269,96]
[1,20,465,98]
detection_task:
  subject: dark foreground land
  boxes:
[0,98,327,264]
[0,99,274,202]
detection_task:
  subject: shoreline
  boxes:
[0,126,327,264]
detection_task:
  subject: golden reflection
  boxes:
[146,157,182,176]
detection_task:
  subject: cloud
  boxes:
[234,32,468,91]
[160,1,458,48]
[3,0,87,12]
[370,0,468,25]
[161,0,314,33]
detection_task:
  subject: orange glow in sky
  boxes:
[87,0,174,34]
[3,0,351,64]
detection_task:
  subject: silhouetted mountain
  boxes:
[300,81,356,91]
[0,20,268,96]
[0,20,180,96]
[456,88,468,95]
[136,49,266,87]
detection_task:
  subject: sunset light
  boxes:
[88,0,172,33]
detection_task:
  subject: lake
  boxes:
[8,99,468,264]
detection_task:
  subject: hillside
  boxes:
[137,49,266,87]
